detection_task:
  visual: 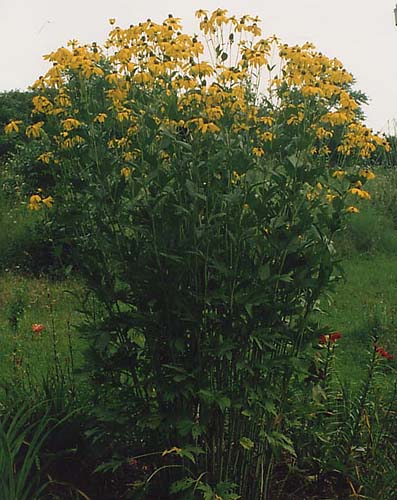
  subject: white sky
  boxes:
[1,0,396,133]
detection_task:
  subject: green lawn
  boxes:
[0,273,85,397]
[321,254,397,385]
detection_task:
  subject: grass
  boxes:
[0,272,85,400]
[320,254,397,385]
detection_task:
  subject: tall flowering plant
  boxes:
[5,9,389,498]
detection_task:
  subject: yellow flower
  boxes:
[198,121,220,134]
[94,113,107,123]
[346,206,359,214]
[37,152,53,164]
[318,146,331,156]
[62,118,81,131]
[259,116,274,126]
[26,122,44,139]
[260,131,273,142]
[116,110,130,122]
[287,114,303,126]
[326,192,337,203]
[109,18,116,25]
[205,106,223,121]
[349,188,371,200]
[332,170,346,179]
[359,169,376,180]
[252,147,265,157]
[120,167,132,178]
[195,9,208,18]
[231,170,242,184]
[4,120,22,134]
[315,127,333,140]
[42,196,54,208]
[306,191,317,201]
[190,62,214,78]
[28,194,42,211]
[32,95,53,114]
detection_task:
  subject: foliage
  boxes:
[0,191,57,274]
[0,90,34,161]
[0,402,54,500]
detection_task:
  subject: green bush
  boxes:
[0,90,34,161]
[0,193,55,274]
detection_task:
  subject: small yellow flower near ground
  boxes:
[346,206,359,213]
[4,120,22,134]
[120,167,132,178]
[28,195,42,210]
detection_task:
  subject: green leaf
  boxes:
[239,437,254,450]
[217,395,231,413]
[259,263,270,281]
[170,477,195,494]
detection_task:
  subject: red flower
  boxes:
[319,332,342,344]
[32,323,45,333]
[375,345,394,361]
[330,332,342,342]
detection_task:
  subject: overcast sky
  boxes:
[1,0,396,133]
